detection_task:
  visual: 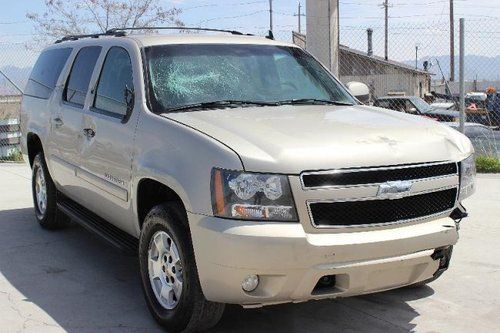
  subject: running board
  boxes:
[57,192,138,254]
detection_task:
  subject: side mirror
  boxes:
[346,81,370,104]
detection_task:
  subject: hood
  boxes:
[164,105,473,174]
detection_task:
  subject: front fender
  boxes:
[131,111,243,232]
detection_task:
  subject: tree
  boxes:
[27,0,183,41]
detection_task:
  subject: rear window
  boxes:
[63,46,101,107]
[24,48,72,99]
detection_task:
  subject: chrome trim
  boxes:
[300,161,459,190]
[306,185,459,229]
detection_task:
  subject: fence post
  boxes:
[459,18,466,134]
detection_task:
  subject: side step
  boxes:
[57,192,138,254]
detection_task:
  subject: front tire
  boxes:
[31,152,66,229]
[139,203,225,332]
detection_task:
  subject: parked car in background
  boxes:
[374,96,460,122]
[486,92,500,127]
[445,122,500,156]
[431,101,456,112]
[431,92,498,127]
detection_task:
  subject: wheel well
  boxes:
[27,133,43,167]
[137,179,186,229]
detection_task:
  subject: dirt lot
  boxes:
[0,164,499,333]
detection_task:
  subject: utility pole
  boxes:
[294,2,306,34]
[415,45,419,69]
[383,0,389,60]
[306,0,339,76]
[450,0,455,81]
[459,18,465,133]
[269,0,273,31]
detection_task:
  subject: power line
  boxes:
[0,20,28,25]
[182,1,268,11]
[197,10,267,25]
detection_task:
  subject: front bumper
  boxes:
[188,213,458,307]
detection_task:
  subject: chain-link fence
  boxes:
[291,14,499,159]
[0,43,39,162]
[1,20,499,162]
[334,19,500,158]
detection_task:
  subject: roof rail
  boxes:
[54,30,125,44]
[54,27,254,44]
[106,26,253,36]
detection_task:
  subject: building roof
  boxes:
[339,45,430,75]
[292,31,429,76]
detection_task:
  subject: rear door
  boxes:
[78,45,140,234]
[49,46,102,199]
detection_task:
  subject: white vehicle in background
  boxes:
[431,101,456,111]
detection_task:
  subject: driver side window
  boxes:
[93,47,134,119]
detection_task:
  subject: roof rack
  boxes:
[106,27,253,36]
[54,27,253,44]
[54,31,125,43]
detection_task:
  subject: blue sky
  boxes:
[0,0,498,66]
[1,0,497,41]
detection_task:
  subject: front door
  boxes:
[79,45,139,235]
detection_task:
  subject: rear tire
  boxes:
[31,152,67,230]
[139,202,225,332]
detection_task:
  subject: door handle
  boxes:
[83,128,96,138]
[53,117,64,128]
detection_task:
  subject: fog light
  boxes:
[241,274,259,292]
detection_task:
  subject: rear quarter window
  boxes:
[24,48,72,99]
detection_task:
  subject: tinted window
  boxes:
[375,100,391,108]
[93,47,134,118]
[24,48,72,99]
[377,99,416,114]
[64,46,101,107]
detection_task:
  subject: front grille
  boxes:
[309,188,457,227]
[302,162,457,188]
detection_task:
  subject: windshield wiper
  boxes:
[164,100,277,113]
[275,98,354,106]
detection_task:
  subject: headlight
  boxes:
[459,154,476,201]
[211,168,298,221]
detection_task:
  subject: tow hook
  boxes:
[450,203,468,230]
[432,246,453,272]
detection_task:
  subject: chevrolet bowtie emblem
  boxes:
[377,180,413,199]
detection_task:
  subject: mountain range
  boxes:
[405,55,500,81]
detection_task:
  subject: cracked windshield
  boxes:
[145,44,356,112]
